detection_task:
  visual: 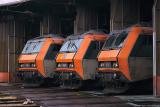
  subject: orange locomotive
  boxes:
[17,34,64,83]
[97,25,153,93]
[55,30,109,88]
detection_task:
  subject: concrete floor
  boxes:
[0,83,159,107]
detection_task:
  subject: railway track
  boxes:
[0,83,160,107]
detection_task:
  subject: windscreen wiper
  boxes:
[71,41,78,50]
[67,40,72,49]
[67,40,78,50]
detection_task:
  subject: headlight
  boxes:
[57,63,68,68]
[69,63,74,68]
[20,64,24,68]
[99,61,118,68]
[33,64,36,67]
[69,72,73,76]
[105,62,112,68]
[19,63,36,68]
[112,62,118,68]
[99,62,105,68]
[31,63,36,68]
[61,63,68,68]
[99,62,111,68]
[57,63,74,68]
[57,63,61,68]
[25,64,30,67]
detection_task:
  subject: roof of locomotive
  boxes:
[33,34,64,40]
[65,30,108,40]
[110,24,152,37]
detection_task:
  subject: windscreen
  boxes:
[59,39,83,52]
[103,32,128,50]
[22,38,45,54]
[114,32,128,47]
[103,36,116,49]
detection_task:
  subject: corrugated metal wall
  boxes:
[74,6,98,33]
[0,16,25,82]
[74,6,109,34]
[110,0,140,31]
[40,14,61,35]
[110,0,153,31]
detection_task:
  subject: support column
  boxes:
[154,0,160,96]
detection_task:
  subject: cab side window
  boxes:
[130,35,152,57]
[84,41,104,59]
[45,44,62,60]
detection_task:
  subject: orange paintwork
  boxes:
[17,68,37,71]
[98,50,120,61]
[56,34,108,79]
[85,34,107,41]
[36,38,53,77]
[56,68,75,72]
[56,53,75,62]
[118,27,152,80]
[74,38,92,79]
[97,26,153,81]
[18,37,64,78]
[97,68,120,72]
[154,76,160,96]
[19,54,37,63]
[0,72,9,83]
[118,27,141,80]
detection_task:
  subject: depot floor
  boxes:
[0,83,159,107]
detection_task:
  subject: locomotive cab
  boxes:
[97,26,153,93]
[55,30,109,89]
[17,34,64,83]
